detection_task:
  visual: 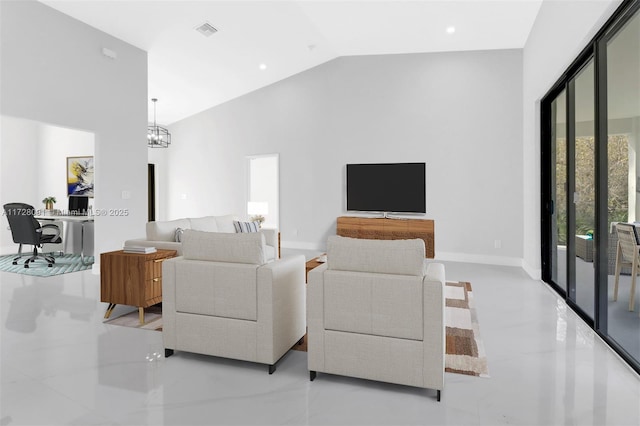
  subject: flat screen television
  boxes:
[346,162,426,214]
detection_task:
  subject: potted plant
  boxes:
[42,196,57,211]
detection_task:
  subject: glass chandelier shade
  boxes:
[147,98,171,148]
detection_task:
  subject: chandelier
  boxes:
[147,98,171,148]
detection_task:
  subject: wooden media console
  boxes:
[336,216,435,258]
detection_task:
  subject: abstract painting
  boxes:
[67,156,94,197]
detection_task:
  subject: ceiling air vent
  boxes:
[195,22,218,37]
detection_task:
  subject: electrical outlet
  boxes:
[494,240,502,249]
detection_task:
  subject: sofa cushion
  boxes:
[233,220,260,233]
[189,216,219,232]
[215,214,237,233]
[182,229,266,265]
[146,219,191,242]
[327,235,425,276]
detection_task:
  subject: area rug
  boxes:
[293,281,489,377]
[103,305,163,331]
[0,253,94,277]
[103,281,489,378]
[444,281,489,377]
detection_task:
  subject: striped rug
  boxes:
[445,281,490,377]
[0,253,94,277]
[294,281,489,377]
[102,281,489,378]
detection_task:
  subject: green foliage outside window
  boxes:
[555,134,629,245]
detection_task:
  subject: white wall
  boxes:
[0,0,148,263]
[167,49,524,265]
[522,0,623,278]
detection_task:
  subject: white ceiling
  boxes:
[39,0,544,125]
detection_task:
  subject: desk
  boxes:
[36,215,94,265]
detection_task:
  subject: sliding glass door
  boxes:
[605,7,639,365]
[542,0,639,373]
[548,91,568,294]
[570,60,596,320]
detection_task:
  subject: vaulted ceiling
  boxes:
[39,1,544,124]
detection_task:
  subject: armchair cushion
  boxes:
[175,261,258,321]
[182,230,267,265]
[324,271,424,340]
[327,235,425,276]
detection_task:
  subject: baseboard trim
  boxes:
[281,240,324,251]
[282,244,543,279]
[434,251,523,268]
[521,260,541,280]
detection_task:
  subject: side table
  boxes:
[575,235,594,262]
[100,249,177,324]
[305,254,326,282]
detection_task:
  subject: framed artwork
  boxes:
[67,156,94,197]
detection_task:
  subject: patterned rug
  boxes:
[104,281,489,378]
[292,281,489,377]
[444,281,489,377]
[0,253,94,277]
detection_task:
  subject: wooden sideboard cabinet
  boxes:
[101,249,177,324]
[336,216,435,258]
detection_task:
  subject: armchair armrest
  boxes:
[161,256,181,350]
[260,228,279,257]
[256,254,306,362]
[422,262,445,390]
[40,223,61,241]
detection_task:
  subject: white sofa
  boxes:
[307,235,445,400]
[162,230,306,373]
[124,215,279,260]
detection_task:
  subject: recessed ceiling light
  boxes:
[446,26,456,34]
[259,63,267,70]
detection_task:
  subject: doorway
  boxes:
[247,154,279,229]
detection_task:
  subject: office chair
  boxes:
[3,202,62,268]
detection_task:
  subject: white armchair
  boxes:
[307,235,445,400]
[162,230,306,373]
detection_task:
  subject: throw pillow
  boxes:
[175,227,185,242]
[233,220,260,233]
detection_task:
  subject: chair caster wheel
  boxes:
[48,264,53,267]
[24,265,29,268]
[12,261,17,265]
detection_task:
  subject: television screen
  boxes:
[346,163,426,213]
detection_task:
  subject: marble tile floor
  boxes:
[1,259,639,426]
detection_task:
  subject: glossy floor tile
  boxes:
[1,260,639,425]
